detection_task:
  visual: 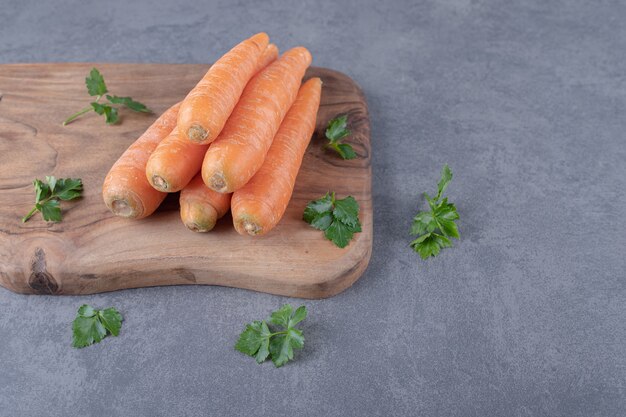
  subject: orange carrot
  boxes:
[102,103,180,218]
[257,43,279,71]
[179,174,231,232]
[177,32,269,144]
[231,78,322,235]
[145,44,279,193]
[145,126,201,192]
[202,47,313,193]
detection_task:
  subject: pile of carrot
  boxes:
[102,33,322,235]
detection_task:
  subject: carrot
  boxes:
[177,32,269,144]
[145,44,279,193]
[257,43,279,71]
[145,125,205,192]
[231,78,322,235]
[180,174,231,232]
[202,47,313,193]
[102,102,180,218]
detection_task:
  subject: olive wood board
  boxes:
[0,63,372,299]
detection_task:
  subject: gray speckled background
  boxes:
[1,0,625,416]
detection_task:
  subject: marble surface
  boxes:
[1,0,624,415]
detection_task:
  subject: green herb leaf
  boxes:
[269,334,293,367]
[53,178,84,201]
[22,176,83,223]
[72,316,107,348]
[63,68,150,126]
[303,193,362,248]
[98,308,123,337]
[106,95,151,113]
[77,304,96,317]
[324,220,354,248]
[325,115,350,143]
[310,212,334,230]
[34,179,51,203]
[324,115,357,159]
[235,304,307,367]
[410,233,452,259]
[410,164,459,259]
[91,102,119,124]
[85,68,108,96]
[410,211,437,235]
[436,164,453,201]
[333,196,359,227]
[235,321,272,363]
[72,304,123,348]
[289,306,307,327]
[269,304,293,328]
[46,175,57,193]
[303,193,333,218]
[303,193,334,227]
[336,143,357,160]
[38,199,62,222]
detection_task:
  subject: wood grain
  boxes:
[0,63,372,299]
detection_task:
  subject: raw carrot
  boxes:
[145,44,279,193]
[231,78,322,236]
[180,174,231,232]
[257,43,279,71]
[177,32,269,144]
[102,102,180,218]
[202,47,313,193]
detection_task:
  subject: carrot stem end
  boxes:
[187,125,209,142]
[151,175,169,192]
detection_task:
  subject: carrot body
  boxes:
[177,32,269,144]
[180,174,231,232]
[231,78,322,236]
[144,126,205,192]
[102,103,180,218]
[202,47,313,193]
[257,43,279,71]
[145,44,279,193]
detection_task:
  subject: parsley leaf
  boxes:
[106,95,151,113]
[333,196,359,226]
[63,67,151,126]
[303,192,362,248]
[235,321,272,363]
[22,176,83,223]
[86,68,108,96]
[72,304,123,348]
[324,115,357,160]
[436,164,453,201]
[324,220,355,248]
[38,199,61,222]
[91,102,119,125]
[410,164,460,259]
[235,304,307,367]
[326,115,350,141]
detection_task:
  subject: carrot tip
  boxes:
[151,175,169,192]
[185,221,215,233]
[242,220,262,236]
[188,124,208,142]
[208,173,228,193]
[111,199,135,218]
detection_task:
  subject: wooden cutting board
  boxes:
[0,63,372,299]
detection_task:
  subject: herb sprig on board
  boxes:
[324,115,357,159]
[63,68,151,126]
[22,176,83,222]
[303,192,362,248]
